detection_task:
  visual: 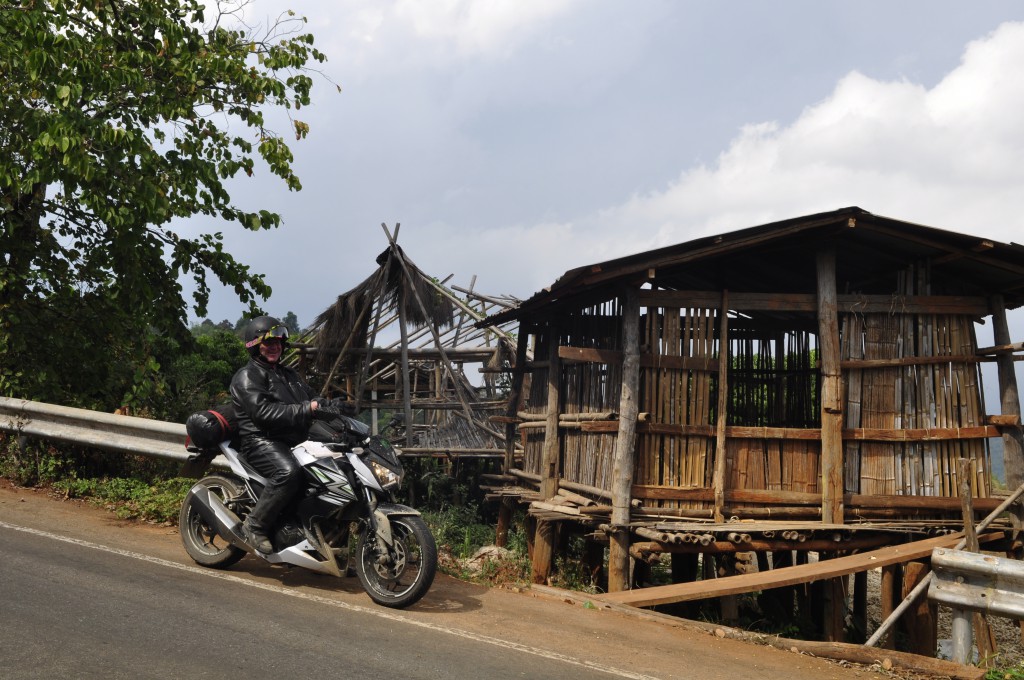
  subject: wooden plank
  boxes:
[844,425,998,441]
[577,421,1000,439]
[976,341,1024,356]
[629,485,1008,511]
[639,290,989,316]
[598,532,1001,608]
[558,345,717,372]
[840,355,982,369]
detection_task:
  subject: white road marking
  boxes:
[0,520,660,679]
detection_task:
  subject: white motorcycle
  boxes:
[179,410,436,609]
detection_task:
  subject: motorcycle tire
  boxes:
[179,474,247,569]
[355,514,437,609]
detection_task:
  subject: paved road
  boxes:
[0,484,873,680]
[2,521,633,679]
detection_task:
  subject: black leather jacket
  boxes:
[230,358,317,446]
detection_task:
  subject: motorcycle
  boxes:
[178,409,436,609]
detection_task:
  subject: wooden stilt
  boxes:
[900,561,936,656]
[879,564,901,649]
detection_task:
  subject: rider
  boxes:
[230,315,324,553]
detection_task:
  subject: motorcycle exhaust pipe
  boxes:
[187,484,252,552]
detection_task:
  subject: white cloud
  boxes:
[393,0,578,57]
[574,20,1024,260]
[298,0,580,77]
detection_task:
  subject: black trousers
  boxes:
[240,436,303,531]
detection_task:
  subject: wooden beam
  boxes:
[638,290,990,316]
[858,220,1024,278]
[976,341,1024,356]
[841,355,982,369]
[598,531,1001,608]
[557,345,716,371]
[361,347,499,361]
[628,486,1007,512]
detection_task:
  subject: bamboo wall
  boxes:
[842,311,989,497]
[522,299,624,490]
[519,271,994,517]
[724,327,822,499]
[636,306,718,510]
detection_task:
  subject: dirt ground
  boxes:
[0,479,1003,680]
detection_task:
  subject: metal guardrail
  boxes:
[0,396,210,467]
[929,547,1024,619]
[928,546,1024,664]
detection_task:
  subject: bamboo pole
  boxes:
[381,224,478,427]
[398,283,414,439]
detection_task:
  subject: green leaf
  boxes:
[0,0,332,406]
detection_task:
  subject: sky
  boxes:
[181,0,1024,353]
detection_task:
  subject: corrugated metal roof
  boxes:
[481,206,1024,325]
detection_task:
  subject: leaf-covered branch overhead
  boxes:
[0,0,331,403]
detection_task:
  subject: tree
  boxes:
[281,310,299,333]
[0,0,328,405]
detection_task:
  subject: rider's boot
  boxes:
[241,517,273,553]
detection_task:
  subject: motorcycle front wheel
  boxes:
[179,474,247,569]
[355,514,437,609]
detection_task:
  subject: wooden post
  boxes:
[503,328,531,473]
[713,290,730,523]
[991,295,1024,647]
[608,287,641,593]
[819,552,847,642]
[879,564,901,649]
[991,296,1024,521]
[540,326,561,500]
[495,498,512,549]
[852,570,868,642]
[901,561,937,656]
[959,458,998,663]
[531,326,561,583]
[817,249,844,524]
[531,519,555,585]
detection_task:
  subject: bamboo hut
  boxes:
[293,224,524,458]
[480,207,1024,645]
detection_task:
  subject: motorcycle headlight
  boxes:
[370,460,401,490]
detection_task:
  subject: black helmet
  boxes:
[243,316,290,358]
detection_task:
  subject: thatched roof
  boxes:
[310,244,456,376]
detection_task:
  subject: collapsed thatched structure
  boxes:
[294,226,523,457]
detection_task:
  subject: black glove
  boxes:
[330,398,359,415]
[313,404,343,421]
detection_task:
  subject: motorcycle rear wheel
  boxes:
[355,515,437,609]
[179,474,247,569]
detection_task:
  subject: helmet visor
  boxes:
[245,324,290,348]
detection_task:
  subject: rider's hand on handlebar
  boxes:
[313,403,343,421]
[330,398,359,416]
